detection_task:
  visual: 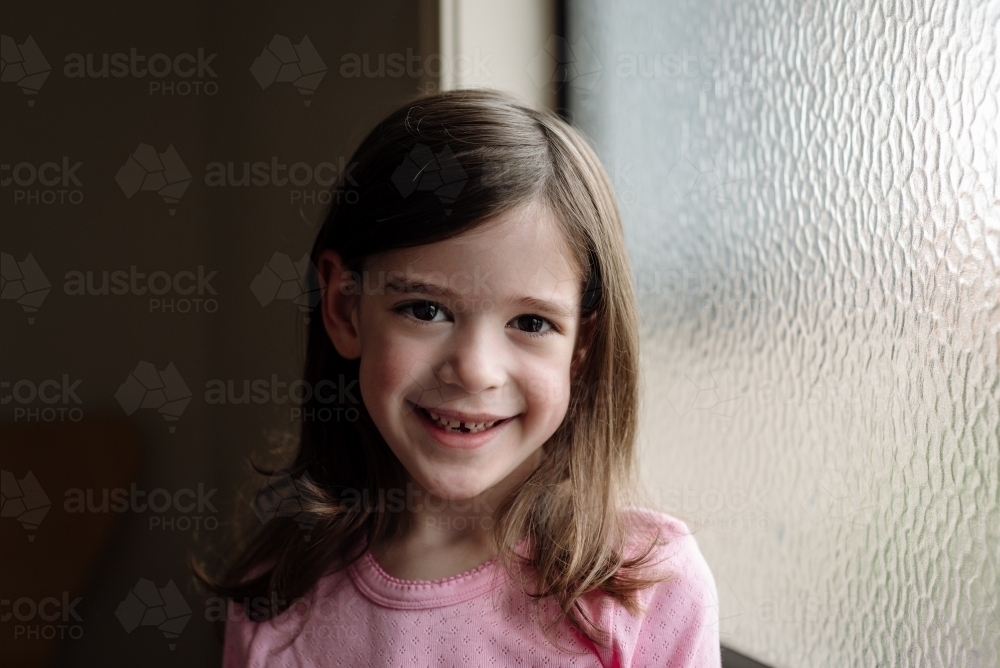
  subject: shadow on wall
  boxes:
[2,1,433,666]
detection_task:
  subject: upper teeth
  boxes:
[425,409,501,433]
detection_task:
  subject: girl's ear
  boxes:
[570,311,597,381]
[317,249,362,360]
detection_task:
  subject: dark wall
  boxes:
[1,2,427,665]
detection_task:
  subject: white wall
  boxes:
[439,0,558,113]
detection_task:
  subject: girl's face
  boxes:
[320,200,590,502]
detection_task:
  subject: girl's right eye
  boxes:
[395,300,449,323]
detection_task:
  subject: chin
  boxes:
[428,485,487,502]
[421,477,491,502]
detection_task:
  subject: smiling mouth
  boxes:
[415,406,511,434]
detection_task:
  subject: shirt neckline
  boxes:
[347,537,527,610]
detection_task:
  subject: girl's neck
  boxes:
[368,485,496,580]
[370,449,543,580]
[369,526,495,581]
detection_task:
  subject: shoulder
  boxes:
[620,506,710,573]
[222,568,358,667]
[606,507,707,584]
[617,506,716,605]
[620,506,694,547]
[611,507,721,667]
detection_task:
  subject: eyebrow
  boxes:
[384,277,578,320]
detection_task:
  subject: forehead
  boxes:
[366,201,584,304]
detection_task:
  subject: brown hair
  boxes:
[195,88,669,649]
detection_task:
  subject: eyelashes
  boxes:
[509,314,554,337]
[392,300,559,338]
[395,300,447,324]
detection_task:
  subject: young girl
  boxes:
[202,88,720,667]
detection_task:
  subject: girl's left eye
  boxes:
[508,315,555,337]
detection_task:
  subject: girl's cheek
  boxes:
[365,356,402,395]
[363,322,417,370]
[523,367,571,408]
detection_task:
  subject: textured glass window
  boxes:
[569,1,1000,666]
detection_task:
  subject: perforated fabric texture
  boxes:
[222,509,720,666]
[569,1,1000,666]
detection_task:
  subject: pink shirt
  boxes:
[223,508,720,667]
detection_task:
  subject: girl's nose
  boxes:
[437,321,506,395]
